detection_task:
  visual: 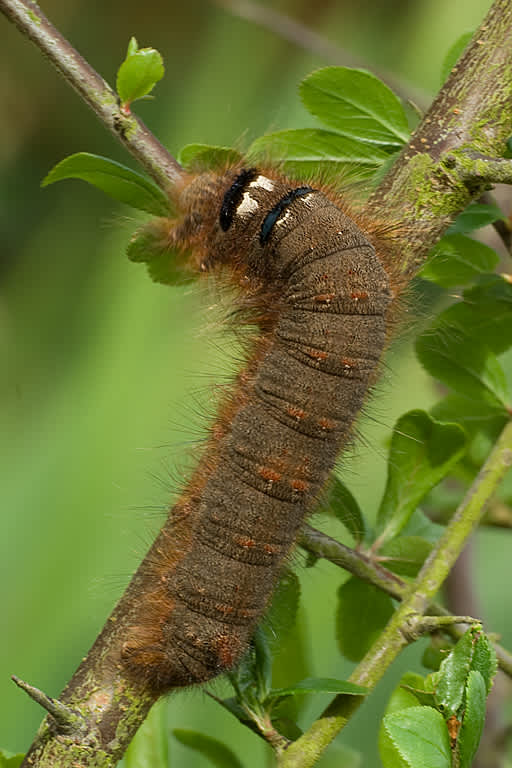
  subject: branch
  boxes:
[0,0,182,193]
[278,418,512,768]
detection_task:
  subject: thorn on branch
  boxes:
[11,675,85,735]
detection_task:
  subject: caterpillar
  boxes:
[122,163,400,691]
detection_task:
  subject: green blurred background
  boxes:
[1,0,509,765]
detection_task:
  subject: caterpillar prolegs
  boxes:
[122,165,395,691]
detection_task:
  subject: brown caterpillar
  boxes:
[122,164,400,691]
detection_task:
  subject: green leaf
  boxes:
[453,275,512,355]
[441,31,474,83]
[457,671,487,768]
[379,536,433,577]
[247,129,390,180]
[267,677,367,702]
[379,707,451,768]
[376,411,467,545]
[127,219,195,286]
[401,508,444,544]
[126,36,139,58]
[448,201,505,234]
[300,67,409,147]
[430,394,506,438]
[470,631,497,694]
[262,569,300,653]
[337,578,394,662]
[420,234,499,288]
[116,38,164,106]
[125,698,168,768]
[320,476,365,543]
[416,324,509,410]
[42,152,170,216]
[0,752,24,768]
[178,143,243,171]
[385,673,429,715]
[433,628,475,717]
[173,730,244,768]
[422,639,454,672]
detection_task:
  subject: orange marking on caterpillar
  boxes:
[318,417,336,430]
[305,348,328,361]
[314,293,336,303]
[258,466,282,482]
[291,478,309,493]
[236,536,256,548]
[341,357,356,368]
[351,291,368,300]
[286,405,306,419]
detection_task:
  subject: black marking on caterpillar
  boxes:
[219,167,258,232]
[259,185,314,245]
[122,165,394,692]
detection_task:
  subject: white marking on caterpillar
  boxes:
[249,175,274,191]
[276,211,291,226]
[237,192,259,217]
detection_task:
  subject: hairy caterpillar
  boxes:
[122,164,400,691]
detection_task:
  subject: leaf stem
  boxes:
[279,419,512,768]
[0,0,183,192]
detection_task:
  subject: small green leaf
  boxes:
[416,324,509,410]
[452,275,512,355]
[116,40,164,106]
[178,143,243,172]
[448,201,505,234]
[300,67,410,147]
[433,628,475,717]
[125,699,168,768]
[320,476,365,543]
[400,686,437,709]
[420,234,499,288]
[430,394,506,438]
[422,638,455,672]
[376,411,467,545]
[173,730,244,768]
[470,631,497,694]
[0,752,25,768]
[379,536,433,577]
[441,31,474,83]
[262,568,300,652]
[337,578,394,662]
[126,36,139,58]
[401,508,445,544]
[267,677,367,702]
[127,219,195,286]
[385,673,428,715]
[248,129,390,180]
[457,671,487,768]
[43,152,170,216]
[379,707,452,768]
